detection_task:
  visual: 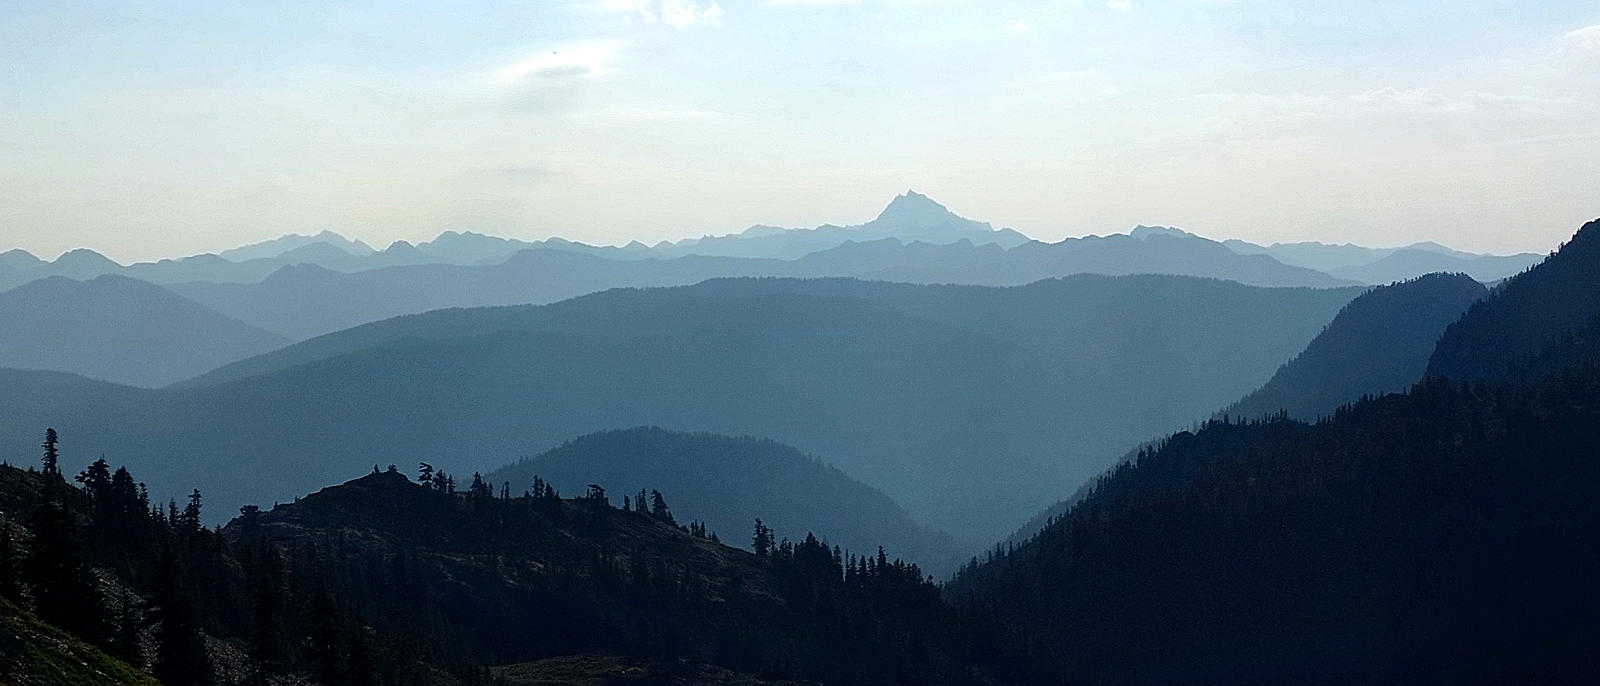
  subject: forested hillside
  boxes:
[1427,219,1600,382]
[949,219,1600,684]
[486,428,965,575]
[0,456,1041,685]
[1226,272,1485,421]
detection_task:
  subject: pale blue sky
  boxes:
[3,0,1598,261]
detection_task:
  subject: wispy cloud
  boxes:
[1106,0,1133,12]
[1566,24,1600,50]
[603,0,724,29]
[503,40,626,81]
[1004,19,1030,33]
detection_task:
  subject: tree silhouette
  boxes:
[0,518,20,603]
[41,427,60,477]
[151,546,213,685]
[650,490,675,524]
[24,491,104,643]
[752,519,773,558]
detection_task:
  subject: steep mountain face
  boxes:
[485,428,964,575]
[950,220,1600,684]
[0,276,1357,545]
[1427,218,1600,382]
[0,275,288,387]
[1226,273,1486,421]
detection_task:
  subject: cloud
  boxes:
[604,0,724,28]
[1106,0,1132,12]
[1005,19,1030,33]
[1566,24,1600,50]
[503,40,626,81]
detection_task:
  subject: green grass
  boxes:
[0,598,158,686]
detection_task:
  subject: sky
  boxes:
[2,0,1598,262]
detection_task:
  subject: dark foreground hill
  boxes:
[0,461,1041,685]
[1226,272,1486,421]
[948,221,1600,684]
[485,428,965,575]
[1427,219,1600,382]
[0,275,288,387]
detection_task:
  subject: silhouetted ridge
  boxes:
[1426,218,1600,382]
[485,427,965,575]
[949,219,1600,684]
[1228,272,1486,421]
[0,458,1042,684]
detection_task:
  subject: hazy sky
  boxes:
[3,1,1598,262]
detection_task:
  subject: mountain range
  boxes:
[0,275,287,387]
[0,193,1542,347]
[947,217,1600,684]
[0,275,1358,546]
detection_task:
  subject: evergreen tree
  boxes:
[305,587,344,684]
[113,589,143,665]
[183,489,203,530]
[0,518,20,602]
[75,456,112,505]
[417,462,435,488]
[150,547,213,685]
[247,543,285,684]
[41,427,59,477]
[753,519,772,558]
[24,493,105,642]
[650,490,675,524]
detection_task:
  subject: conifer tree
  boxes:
[151,547,213,685]
[650,490,675,524]
[25,493,104,642]
[753,519,772,558]
[0,519,20,602]
[41,427,59,477]
[247,543,285,684]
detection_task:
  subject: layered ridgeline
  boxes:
[948,220,1600,684]
[1426,219,1600,382]
[1224,237,1541,284]
[1225,272,1487,421]
[0,275,288,387]
[0,276,1359,546]
[485,428,964,575]
[0,460,1041,685]
[977,272,1491,549]
[168,218,1353,341]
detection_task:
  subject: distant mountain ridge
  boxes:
[0,275,1359,545]
[485,427,966,574]
[0,275,288,387]
[1224,236,1541,283]
[1226,272,1487,421]
[1,194,1540,301]
[165,228,1357,341]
